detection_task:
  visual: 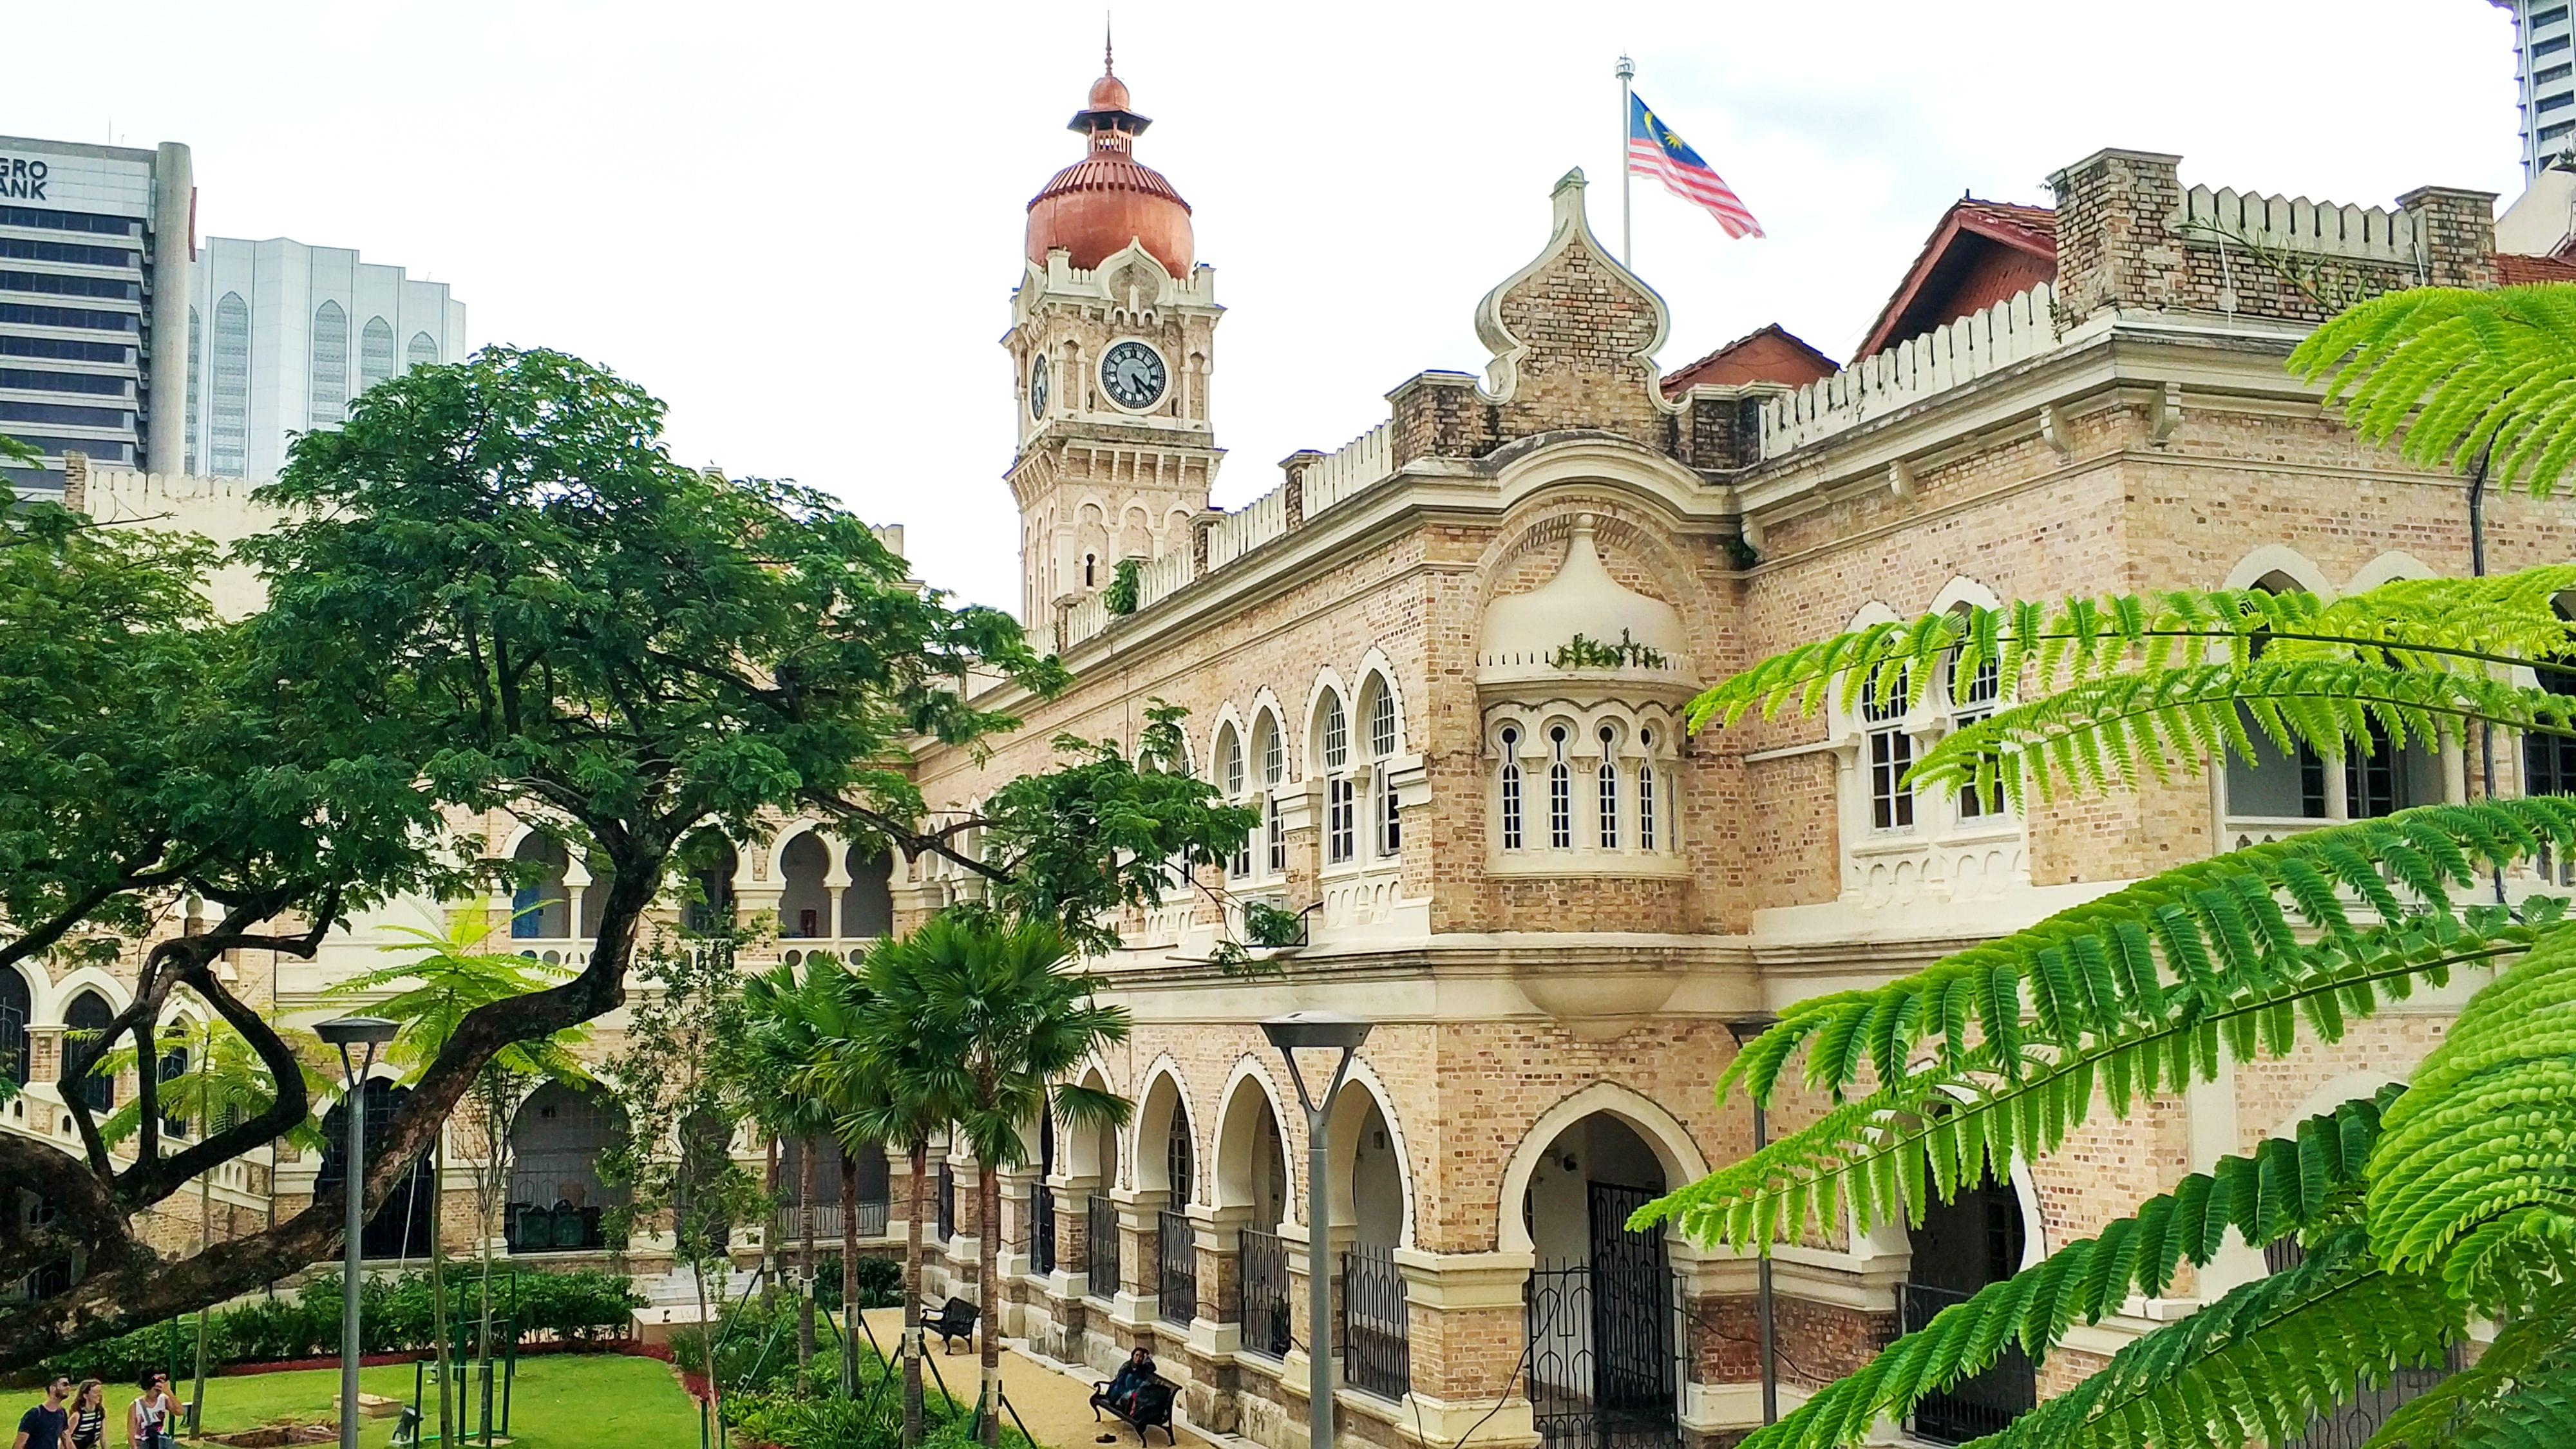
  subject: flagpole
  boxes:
[1615,54,1634,266]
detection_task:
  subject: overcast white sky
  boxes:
[10,1,2524,613]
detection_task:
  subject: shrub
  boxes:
[810,1254,902,1314]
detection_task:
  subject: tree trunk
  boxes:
[762,1133,781,1311]
[798,1142,817,1368]
[189,1170,211,1435]
[477,1206,497,1448]
[902,1140,926,1446]
[430,1137,455,1449]
[840,1153,860,1398]
[977,1167,1001,1446]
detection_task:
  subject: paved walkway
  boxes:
[859,1307,1121,1449]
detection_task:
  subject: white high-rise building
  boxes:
[2492,0,2576,182]
[185,237,466,480]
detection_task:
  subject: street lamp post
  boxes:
[1262,1011,1372,1449]
[316,1016,399,1449]
[1726,1014,1783,1427]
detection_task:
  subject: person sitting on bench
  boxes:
[1103,1347,1156,1419]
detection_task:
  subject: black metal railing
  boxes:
[1157,1208,1197,1326]
[936,1162,956,1241]
[503,1198,616,1253]
[2263,1238,2463,1448]
[1032,1185,1058,1275]
[1340,1245,1411,1403]
[1238,1228,1293,1359]
[1086,1193,1120,1298]
[1899,1282,2034,1443]
[773,1198,891,1244]
[1524,1261,1681,1449]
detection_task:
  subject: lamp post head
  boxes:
[1260,1011,1373,1054]
[314,1016,401,1050]
[1724,1013,1781,1048]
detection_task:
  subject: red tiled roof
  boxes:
[1660,323,1838,395]
[2498,253,2576,285]
[1853,198,2059,361]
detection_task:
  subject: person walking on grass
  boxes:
[67,1383,102,1449]
[14,1376,72,1449]
[125,1374,173,1449]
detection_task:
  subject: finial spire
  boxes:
[1104,13,1115,75]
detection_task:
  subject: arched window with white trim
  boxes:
[1367,683,1400,857]
[1255,710,1286,875]
[1319,691,1355,865]
[1217,724,1251,878]
[1947,618,2003,821]
[1864,666,1915,832]
[1499,724,1525,851]
[1548,726,1573,849]
[1638,727,1660,852]
[310,300,349,428]
[1596,725,1621,849]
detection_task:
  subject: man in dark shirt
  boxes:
[14,1376,73,1449]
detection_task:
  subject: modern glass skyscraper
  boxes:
[186,237,466,481]
[0,136,193,496]
[2492,0,2576,182]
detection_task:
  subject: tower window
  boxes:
[1499,726,1524,851]
[1548,726,1573,849]
[1597,727,1621,849]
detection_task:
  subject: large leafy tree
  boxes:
[1643,560,2576,1449]
[866,914,1130,1446]
[1,497,460,1356]
[0,345,1055,1367]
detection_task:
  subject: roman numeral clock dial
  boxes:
[1101,339,1168,411]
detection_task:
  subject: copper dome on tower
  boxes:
[1026,57,1193,277]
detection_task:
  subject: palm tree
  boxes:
[93,1011,330,1434]
[1643,560,2576,1449]
[325,913,588,1449]
[876,913,1132,1446]
[805,943,954,1442]
[739,958,849,1372]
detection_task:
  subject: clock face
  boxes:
[1100,340,1168,411]
[1029,353,1048,420]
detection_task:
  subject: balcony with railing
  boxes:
[1086,1193,1120,1299]
[772,1197,890,1244]
[1237,1228,1292,1359]
[1340,1244,1411,1403]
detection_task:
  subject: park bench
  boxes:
[925,1295,980,1352]
[1090,1375,1179,1445]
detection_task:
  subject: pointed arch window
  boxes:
[407,331,439,370]
[1638,728,1660,852]
[360,316,396,395]
[1258,713,1286,873]
[1597,726,1622,849]
[1499,726,1525,851]
[310,300,349,427]
[210,292,249,477]
[1548,726,1573,849]
[157,1037,191,1141]
[63,991,115,1112]
[1948,624,2004,820]
[1321,693,1355,864]
[1218,725,1251,877]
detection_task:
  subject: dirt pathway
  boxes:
[858,1307,1124,1449]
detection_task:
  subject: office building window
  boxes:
[0,368,127,395]
[0,205,137,235]
[0,303,136,332]
[0,400,129,428]
[184,305,200,475]
[211,292,250,477]
[0,336,129,364]
[0,237,135,267]
[310,301,349,428]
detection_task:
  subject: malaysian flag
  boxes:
[1627,92,1764,240]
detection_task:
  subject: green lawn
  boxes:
[11,1354,702,1449]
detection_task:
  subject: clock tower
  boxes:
[1006,50,1224,629]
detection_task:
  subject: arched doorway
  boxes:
[1331,1084,1410,1402]
[1137,1073,1196,1327]
[509,835,571,940]
[1900,1166,2035,1442]
[506,1081,627,1252]
[679,835,738,935]
[842,846,893,939]
[1521,1113,1678,1449]
[317,1079,437,1261]
[778,833,831,940]
[782,1133,890,1239]
[61,992,115,1113]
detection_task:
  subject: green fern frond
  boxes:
[1709,801,2573,1113]
[1976,1229,2466,1449]
[2366,1291,2576,1448]
[1736,1091,2398,1449]
[2368,921,2576,1278]
[1686,568,2576,736]
[2288,283,2576,497]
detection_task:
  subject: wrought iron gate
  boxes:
[1525,1182,1680,1449]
